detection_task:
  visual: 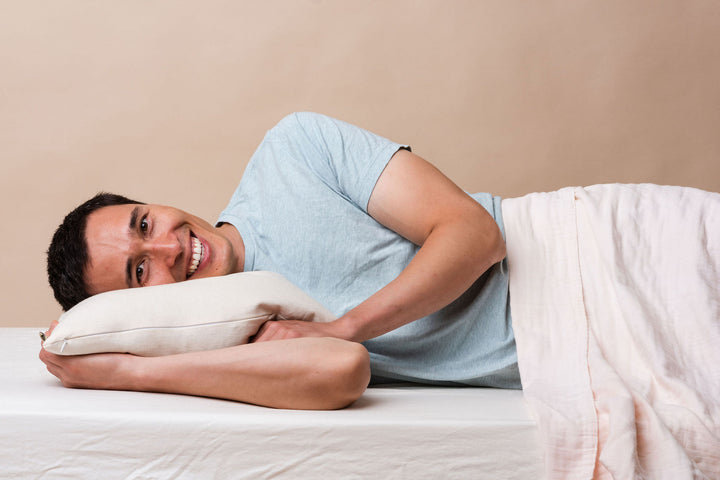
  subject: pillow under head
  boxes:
[42,271,335,356]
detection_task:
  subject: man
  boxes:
[40,113,518,409]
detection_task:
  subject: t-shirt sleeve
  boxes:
[266,112,409,212]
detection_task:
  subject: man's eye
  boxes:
[140,217,149,233]
[136,262,145,284]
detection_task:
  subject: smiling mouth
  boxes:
[187,234,204,278]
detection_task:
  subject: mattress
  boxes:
[1,328,542,479]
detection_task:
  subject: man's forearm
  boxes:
[133,338,369,409]
[335,216,506,343]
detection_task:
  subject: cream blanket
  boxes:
[503,184,720,479]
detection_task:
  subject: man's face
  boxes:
[83,204,243,295]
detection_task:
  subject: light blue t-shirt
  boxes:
[217,112,520,388]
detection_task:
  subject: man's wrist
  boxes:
[123,355,151,392]
[332,315,363,343]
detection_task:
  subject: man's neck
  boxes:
[216,222,245,273]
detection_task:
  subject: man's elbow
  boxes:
[323,341,371,409]
[475,213,507,268]
[493,229,507,265]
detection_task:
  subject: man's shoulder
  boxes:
[260,112,347,160]
[270,112,329,135]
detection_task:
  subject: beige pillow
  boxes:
[43,271,335,356]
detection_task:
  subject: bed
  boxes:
[0,327,542,479]
[3,184,718,479]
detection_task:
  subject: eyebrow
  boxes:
[125,206,141,288]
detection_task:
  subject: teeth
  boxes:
[188,236,203,277]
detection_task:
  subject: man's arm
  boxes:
[252,149,506,343]
[40,324,370,410]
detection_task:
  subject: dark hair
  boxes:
[47,192,144,311]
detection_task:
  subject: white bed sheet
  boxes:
[1,328,542,479]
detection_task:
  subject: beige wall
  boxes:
[2,1,719,327]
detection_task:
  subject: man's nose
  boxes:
[147,238,182,267]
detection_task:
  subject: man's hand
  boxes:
[39,320,137,390]
[39,349,135,390]
[250,319,353,343]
